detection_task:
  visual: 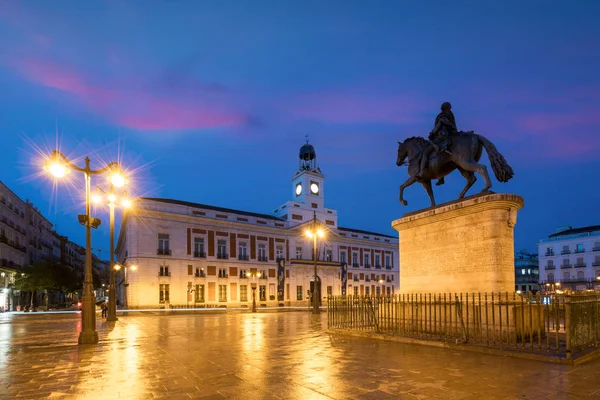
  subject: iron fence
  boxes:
[327,292,600,359]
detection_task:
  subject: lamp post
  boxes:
[305,212,325,315]
[114,263,136,309]
[251,272,258,312]
[93,185,131,322]
[43,150,125,344]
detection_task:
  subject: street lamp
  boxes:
[114,263,136,309]
[305,212,325,315]
[43,150,124,344]
[249,272,259,312]
[92,185,131,322]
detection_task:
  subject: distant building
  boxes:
[514,250,539,292]
[538,225,600,292]
[116,141,399,309]
[0,180,109,310]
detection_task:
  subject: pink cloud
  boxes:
[8,57,247,131]
[283,91,431,124]
[518,108,600,133]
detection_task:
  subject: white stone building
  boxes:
[116,142,399,309]
[538,225,600,292]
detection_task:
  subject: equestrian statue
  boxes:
[396,102,514,207]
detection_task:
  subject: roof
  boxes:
[337,226,396,239]
[548,225,600,238]
[142,198,285,221]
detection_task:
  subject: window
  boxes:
[375,254,380,267]
[547,260,554,268]
[353,286,359,295]
[258,244,267,261]
[365,286,370,296]
[364,254,370,267]
[158,233,170,254]
[188,265,193,275]
[577,271,585,280]
[386,287,391,296]
[326,250,332,262]
[340,251,346,264]
[376,286,381,296]
[219,285,227,302]
[521,269,526,275]
[576,244,584,253]
[297,286,303,300]
[159,284,170,303]
[385,255,391,268]
[276,245,283,259]
[195,285,205,302]
[218,268,228,278]
[194,238,205,257]
[352,253,358,266]
[159,265,169,276]
[240,269,248,278]
[296,246,303,259]
[548,272,555,281]
[562,259,570,267]
[259,285,267,301]
[562,245,570,254]
[239,242,248,260]
[240,285,248,302]
[576,257,584,267]
[563,271,570,280]
[196,267,205,277]
[594,242,600,251]
[217,240,227,258]
[327,286,332,296]
[595,256,600,266]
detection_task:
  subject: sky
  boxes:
[1,0,599,257]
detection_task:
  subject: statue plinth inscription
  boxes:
[392,193,524,294]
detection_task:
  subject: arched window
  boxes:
[563,271,570,281]
[548,273,555,282]
[577,271,585,280]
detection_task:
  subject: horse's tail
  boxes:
[477,134,514,182]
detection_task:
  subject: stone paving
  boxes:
[1,311,600,399]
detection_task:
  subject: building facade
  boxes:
[514,250,539,293]
[538,225,600,292]
[116,142,399,309]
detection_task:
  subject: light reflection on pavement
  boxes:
[0,312,599,399]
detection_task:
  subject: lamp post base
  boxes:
[78,330,99,344]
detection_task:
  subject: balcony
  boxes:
[560,264,572,269]
[386,277,392,283]
[375,264,382,269]
[238,255,249,261]
[561,250,571,255]
[158,271,171,277]
[193,251,206,258]
[574,249,585,254]
[217,253,229,260]
[239,273,248,279]
[352,263,359,268]
[574,263,587,268]
[365,277,371,282]
[364,264,371,269]
[593,246,600,252]
[258,255,268,262]
[157,249,172,256]
[195,271,206,278]
[545,250,555,256]
[545,265,556,270]
[593,261,600,267]
[259,274,268,280]
[353,277,359,282]
[218,273,229,278]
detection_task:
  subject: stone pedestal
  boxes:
[392,193,524,294]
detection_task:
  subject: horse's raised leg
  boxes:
[399,176,417,206]
[420,179,436,207]
[458,168,477,199]
[455,158,492,193]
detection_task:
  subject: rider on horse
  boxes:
[417,102,458,185]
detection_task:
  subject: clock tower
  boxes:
[273,139,338,227]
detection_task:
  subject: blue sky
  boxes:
[1,1,599,255]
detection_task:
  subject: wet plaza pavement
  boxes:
[1,311,599,399]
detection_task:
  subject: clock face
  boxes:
[295,183,302,196]
[310,183,319,194]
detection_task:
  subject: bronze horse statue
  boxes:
[396,132,514,207]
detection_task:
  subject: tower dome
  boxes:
[299,138,317,170]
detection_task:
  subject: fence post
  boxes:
[565,295,572,360]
